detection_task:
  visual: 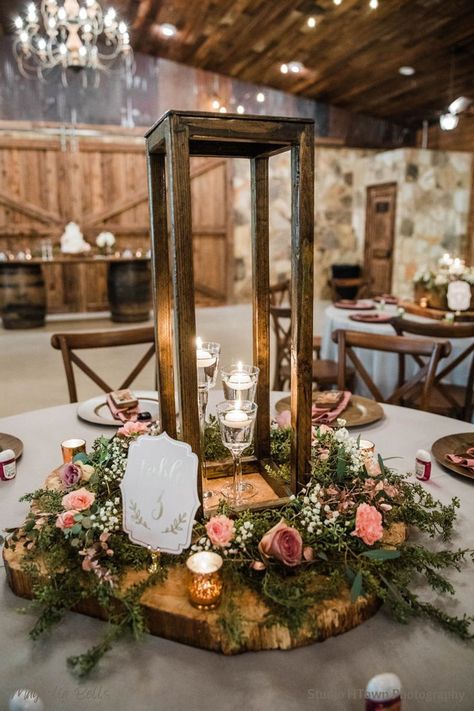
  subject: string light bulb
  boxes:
[256,92,265,103]
[369,0,378,8]
[307,16,317,28]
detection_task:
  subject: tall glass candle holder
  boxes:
[221,362,259,402]
[216,399,257,505]
[196,338,221,500]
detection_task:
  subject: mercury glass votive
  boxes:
[61,438,86,464]
[359,439,375,465]
[186,552,223,610]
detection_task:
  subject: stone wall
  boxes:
[352,148,472,298]
[232,147,374,301]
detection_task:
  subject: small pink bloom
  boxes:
[365,458,381,477]
[61,487,95,512]
[303,546,314,561]
[55,509,79,530]
[351,503,383,546]
[250,560,266,571]
[59,462,82,488]
[318,424,333,435]
[258,519,303,567]
[274,410,291,428]
[117,420,149,437]
[205,515,235,548]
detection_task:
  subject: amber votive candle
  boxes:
[186,552,223,610]
[61,438,86,464]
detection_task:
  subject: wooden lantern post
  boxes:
[145,111,314,505]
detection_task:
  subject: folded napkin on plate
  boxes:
[312,391,352,424]
[349,313,393,323]
[446,447,474,472]
[374,294,398,305]
[106,393,140,423]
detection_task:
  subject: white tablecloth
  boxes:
[321,304,471,399]
[1,399,474,710]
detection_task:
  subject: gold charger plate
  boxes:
[274,394,384,428]
[432,432,474,481]
[0,433,23,460]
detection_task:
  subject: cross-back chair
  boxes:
[51,326,156,403]
[332,328,451,411]
[269,278,323,362]
[390,316,474,421]
[270,306,354,391]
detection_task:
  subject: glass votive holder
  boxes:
[359,439,375,465]
[221,362,259,402]
[196,339,221,390]
[61,438,86,464]
[186,552,223,610]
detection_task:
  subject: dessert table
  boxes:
[1,399,474,710]
[321,304,471,399]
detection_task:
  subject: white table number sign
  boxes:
[120,433,200,554]
[447,280,471,312]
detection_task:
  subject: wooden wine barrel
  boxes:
[0,263,46,329]
[108,260,151,323]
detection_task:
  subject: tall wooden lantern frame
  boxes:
[145,111,314,507]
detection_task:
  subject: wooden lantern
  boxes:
[145,111,314,506]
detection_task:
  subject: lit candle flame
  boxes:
[196,336,202,350]
[237,360,243,371]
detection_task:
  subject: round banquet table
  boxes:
[1,398,474,710]
[320,304,471,400]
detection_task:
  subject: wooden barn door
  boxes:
[190,157,233,305]
[364,183,397,295]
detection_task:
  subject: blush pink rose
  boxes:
[56,509,79,530]
[258,519,303,567]
[274,410,291,428]
[117,420,149,437]
[61,487,95,512]
[351,503,383,546]
[205,515,235,548]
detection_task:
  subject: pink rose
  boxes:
[59,462,82,488]
[56,509,79,530]
[258,519,303,567]
[117,420,149,437]
[205,515,235,548]
[61,487,95,512]
[274,410,291,428]
[351,503,383,546]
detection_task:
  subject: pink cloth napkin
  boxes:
[106,394,140,423]
[312,391,352,424]
[446,447,474,472]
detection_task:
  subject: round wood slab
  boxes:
[0,433,23,460]
[432,432,474,481]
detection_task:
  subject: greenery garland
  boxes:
[4,417,473,676]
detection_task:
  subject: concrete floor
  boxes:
[0,302,328,417]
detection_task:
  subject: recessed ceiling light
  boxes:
[256,92,265,103]
[369,0,378,8]
[399,66,415,76]
[307,16,317,28]
[333,0,342,5]
[160,23,177,37]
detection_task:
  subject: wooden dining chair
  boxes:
[51,326,155,403]
[332,329,451,411]
[269,279,323,361]
[390,316,474,421]
[270,306,354,391]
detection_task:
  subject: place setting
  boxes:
[432,433,474,480]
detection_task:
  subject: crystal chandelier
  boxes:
[13,0,133,86]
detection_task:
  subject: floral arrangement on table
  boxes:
[95,231,116,254]
[413,254,474,311]
[4,418,473,677]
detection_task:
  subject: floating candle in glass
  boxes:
[61,438,86,464]
[222,362,259,402]
[186,552,223,610]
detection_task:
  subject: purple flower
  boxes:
[59,462,81,488]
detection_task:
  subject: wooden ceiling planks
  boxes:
[120,0,474,125]
[1,0,473,125]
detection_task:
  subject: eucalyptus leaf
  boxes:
[362,549,401,561]
[71,524,82,535]
[73,452,90,464]
[351,571,363,602]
